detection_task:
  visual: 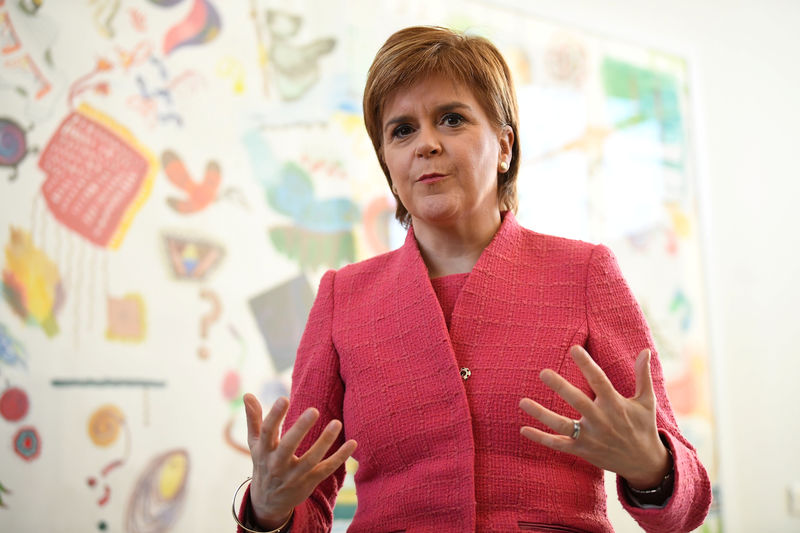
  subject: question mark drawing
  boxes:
[198,289,222,359]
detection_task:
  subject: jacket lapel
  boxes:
[390,227,461,381]
[449,212,523,359]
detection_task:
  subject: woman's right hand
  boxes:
[244,393,357,529]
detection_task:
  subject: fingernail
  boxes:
[275,397,287,409]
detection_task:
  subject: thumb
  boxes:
[633,349,655,406]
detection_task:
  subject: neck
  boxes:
[412,210,502,278]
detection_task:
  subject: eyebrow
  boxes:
[383,101,474,135]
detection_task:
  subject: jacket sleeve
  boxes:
[237,269,346,532]
[585,244,712,533]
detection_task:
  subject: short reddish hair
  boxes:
[363,26,520,228]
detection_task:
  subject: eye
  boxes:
[441,113,465,127]
[391,124,414,139]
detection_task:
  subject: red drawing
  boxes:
[13,425,40,461]
[129,8,147,33]
[0,386,28,422]
[87,459,124,506]
[38,104,157,249]
[162,0,220,55]
[198,288,221,359]
[162,150,221,213]
[0,11,22,54]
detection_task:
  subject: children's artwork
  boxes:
[0,1,718,531]
[38,103,156,249]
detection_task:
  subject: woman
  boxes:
[234,26,711,532]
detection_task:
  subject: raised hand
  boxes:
[244,394,357,528]
[519,345,670,489]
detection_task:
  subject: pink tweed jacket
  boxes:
[240,212,711,532]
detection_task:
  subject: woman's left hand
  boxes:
[519,345,670,489]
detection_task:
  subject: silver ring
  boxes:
[570,419,581,440]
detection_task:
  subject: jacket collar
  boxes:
[389,212,523,364]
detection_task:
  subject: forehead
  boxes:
[382,75,482,121]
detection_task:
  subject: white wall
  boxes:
[499,1,800,530]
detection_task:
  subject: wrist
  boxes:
[232,477,294,533]
[252,505,293,531]
[625,442,673,491]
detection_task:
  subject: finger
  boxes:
[309,439,358,483]
[539,368,594,415]
[244,393,264,448]
[520,425,573,454]
[633,349,655,406]
[298,419,344,470]
[272,407,320,462]
[570,345,617,398]
[519,398,576,437]
[258,396,290,453]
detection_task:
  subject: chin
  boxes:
[410,199,463,224]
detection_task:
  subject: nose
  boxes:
[414,126,441,158]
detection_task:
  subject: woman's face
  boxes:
[380,75,513,231]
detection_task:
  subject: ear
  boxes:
[498,124,514,163]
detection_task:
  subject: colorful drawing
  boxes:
[216,56,245,94]
[38,103,158,249]
[162,233,224,281]
[249,274,313,373]
[0,385,29,422]
[544,32,588,87]
[87,404,125,447]
[162,0,221,55]
[17,0,43,16]
[162,150,221,214]
[13,425,40,461]
[106,293,147,342]
[2,227,64,337]
[127,55,196,128]
[86,404,129,507]
[0,1,63,120]
[267,160,359,268]
[0,8,51,100]
[0,322,27,368]
[88,0,121,38]
[197,288,221,359]
[0,480,10,508]
[125,449,189,533]
[244,129,360,270]
[262,10,335,100]
[0,117,35,180]
[602,57,685,155]
[129,7,147,33]
[67,58,114,109]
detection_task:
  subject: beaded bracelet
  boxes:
[231,477,294,533]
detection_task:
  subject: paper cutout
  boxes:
[249,275,313,373]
